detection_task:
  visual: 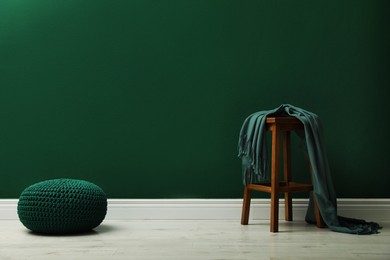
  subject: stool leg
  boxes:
[241,186,252,225]
[308,163,326,228]
[283,131,293,222]
[313,193,326,228]
[270,189,279,232]
[270,126,280,232]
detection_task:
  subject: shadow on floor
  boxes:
[25,223,118,237]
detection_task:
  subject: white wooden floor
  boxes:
[0,220,388,260]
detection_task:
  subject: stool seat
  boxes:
[266,116,304,130]
[241,116,326,232]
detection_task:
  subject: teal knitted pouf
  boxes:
[17,178,107,234]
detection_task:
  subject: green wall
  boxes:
[1,0,389,198]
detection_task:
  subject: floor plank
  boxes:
[0,220,388,259]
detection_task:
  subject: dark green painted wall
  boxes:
[1,0,389,198]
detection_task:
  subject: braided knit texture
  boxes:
[17,178,107,234]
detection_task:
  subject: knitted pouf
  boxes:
[17,178,107,234]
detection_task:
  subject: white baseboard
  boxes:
[1,198,389,221]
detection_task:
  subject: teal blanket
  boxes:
[238,104,381,234]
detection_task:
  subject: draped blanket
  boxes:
[238,104,381,234]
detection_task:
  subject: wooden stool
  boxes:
[241,116,326,232]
